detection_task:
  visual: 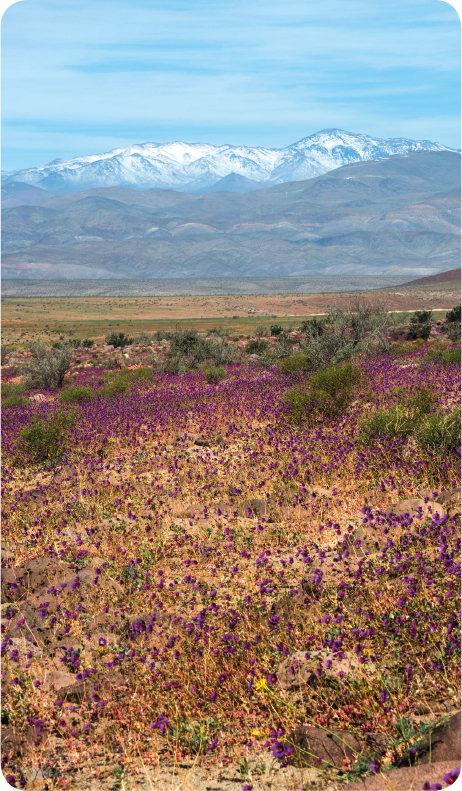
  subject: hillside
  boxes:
[2,150,460,280]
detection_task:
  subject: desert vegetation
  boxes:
[1,303,460,790]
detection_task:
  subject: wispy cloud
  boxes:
[1,0,460,170]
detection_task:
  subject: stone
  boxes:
[239,498,268,518]
[343,762,459,790]
[436,488,461,514]
[287,724,386,768]
[391,498,445,518]
[276,650,377,691]
[421,712,461,764]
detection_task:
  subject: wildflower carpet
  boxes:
[1,329,460,790]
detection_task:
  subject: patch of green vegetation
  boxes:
[59,385,94,404]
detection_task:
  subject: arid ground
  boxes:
[1,272,459,348]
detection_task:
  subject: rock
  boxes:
[287,724,386,768]
[238,498,268,518]
[421,712,461,764]
[391,499,445,518]
[194,438,211,447]
[343,762,459,790]
[29,394,47,402]
[276,650,377,691]
[436,488,461,514]
[52,465,77,484]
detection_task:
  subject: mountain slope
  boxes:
[2,129,457,195]
[2,150,459,280]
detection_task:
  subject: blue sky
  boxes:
[1,0,460,171]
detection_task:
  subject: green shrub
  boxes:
[201,364,225,384]
[406,323,431,341]
[278,353,313,376]
[446,305,461,323]
[24,342,73,389]
[447,323,461,342]
[3,394,27,408]
[246,339,268,355]
[100,373,131,396]
[410,310,433,325]
[1,345,14,364]
[407,386,437,416]
[425,347,461,365]
[270,324,284,336]
[106,332,133,348]
[130,366,152,380]
[300,318,325,336]
[1,382,25,398]
[81,338,94,348]
[359,407,415,445]
[310,362,363,399]
[59,385,94,404]
[282,363,363,422]
[19,412,75,463]
[417,409,460,455]
[280,385,314,423]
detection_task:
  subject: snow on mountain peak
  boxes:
[2,130,457,195]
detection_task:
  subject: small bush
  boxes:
[255,326,269,338]
[310,362,363,400]
[1,382,25,398]
[19,412,75,463]
[81,338,94,348]
[100,370,131,396]
[278,353,313,376]
[300,318,325,337]
[447,323,461,342]
[282,363,363,422]
[407,387,437,416]
[59,386,94,404]
[270,324,284,336]
[280,386,313,423]
[359,408,415,445]
[417,409,460,456]
[425,347,461,365]
[410,310,433,325]
[202,364,226,384]
[24,342,73,390]
[406,323,431,341]
[130,366,152,381]
[106,332,133,348]
[246,339,268,355]
[1,345,14,364]
[3,394,27,408]
[446,305,461,323]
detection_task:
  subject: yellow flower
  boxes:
[254,678,270,694]
[251,728,269,737]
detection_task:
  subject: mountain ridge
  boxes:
[2,129,457,196]
[2,150,459,281]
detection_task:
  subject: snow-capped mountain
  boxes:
[2,129,456,195]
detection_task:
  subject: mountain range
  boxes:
[1,129,457,196]
[2,149,459,280]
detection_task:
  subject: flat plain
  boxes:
[1,273,460,347]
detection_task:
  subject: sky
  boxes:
[1,0,460,171]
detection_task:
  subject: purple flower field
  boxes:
[1,334,460,790]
